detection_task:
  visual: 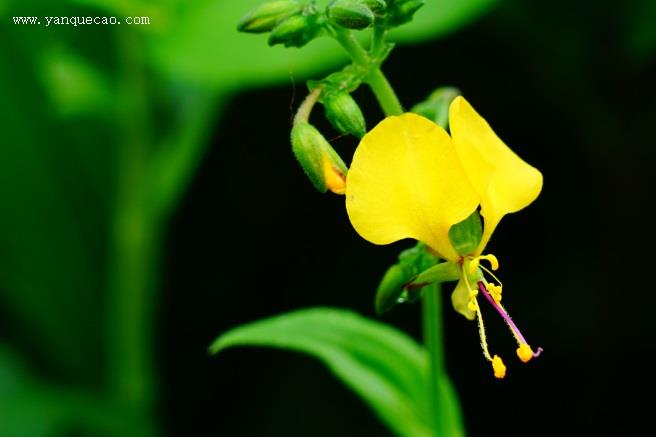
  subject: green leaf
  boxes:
[211,307,433,437]
[150,0,498,90]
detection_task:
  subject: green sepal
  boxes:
[237,1,303,33]
[268,5,322,47]
[291,121,347,193]
[407,261,461,289]
[375,243,437,315]
[410,86,461,129]
[328,0,375,30]
[321,91,367,137]
[448,210,483,256]
[385,0,424,27]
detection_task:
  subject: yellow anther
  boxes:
[485,283,502,294]
[467,300,478,312]
[517,343,534,363]
[484,283,502,303]
[492,355,506,379]
[469,289,478,298]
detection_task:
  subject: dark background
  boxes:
[163,1,655,436]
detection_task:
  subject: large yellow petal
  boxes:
[449,97,543,254]
[345,113,479,262]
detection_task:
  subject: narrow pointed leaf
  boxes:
[210,307,432,437]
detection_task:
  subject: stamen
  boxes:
[478,264,504,288]
[486,283,502,303]
[477,281,542,363]
[517,344,533,363]
[474,297,493,362]
[464,264,509,378]
[492,355,506,379]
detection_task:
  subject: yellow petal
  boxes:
[451,277,476,320]
[345,113,478,262]
[449,97,543,253]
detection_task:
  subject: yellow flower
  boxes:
[345,96,543,378]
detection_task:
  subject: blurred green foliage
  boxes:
[0,0,499,435]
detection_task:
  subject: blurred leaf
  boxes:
[390,0,497,42]
[149,91,224,218]
[70,0,129,15]
[211,307,433,437]
[40,47,113,117]
[0,344,150,436]
[624,0,656,62]
[151,0,497,90]
[0,37,107,382]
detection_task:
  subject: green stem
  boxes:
[293,86,323,125]
[333,29,403,116]
[371,26,387,57]
[422,282,447,437]
[367,68,404,116]
[334,29,370,67]
[108,26,157,437]
[150,93,221,220]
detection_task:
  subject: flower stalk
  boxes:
[422,282,448,437]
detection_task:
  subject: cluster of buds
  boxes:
[238,0,426,193]
[290,83,367,194]
[238,0,425,47]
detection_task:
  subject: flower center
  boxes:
[462,254,543,378]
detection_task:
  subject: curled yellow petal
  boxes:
[345,113,478,262]
[449,97,543,254]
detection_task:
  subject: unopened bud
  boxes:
[328,0,375,30]
[362,0,387,15]
[322,91,367,138]
[386,0,424,27]
[291,122,348,194]
[268,12,320,47]
[237,1,302,33]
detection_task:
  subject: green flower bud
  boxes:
[328,0,375,30]
[448,210,483,256]
[362,0,387,15]
[237,1,302,33]
[322,91,367,138]
[386,0,424,27]
[268,11,320,47]
[291,122,348,193]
